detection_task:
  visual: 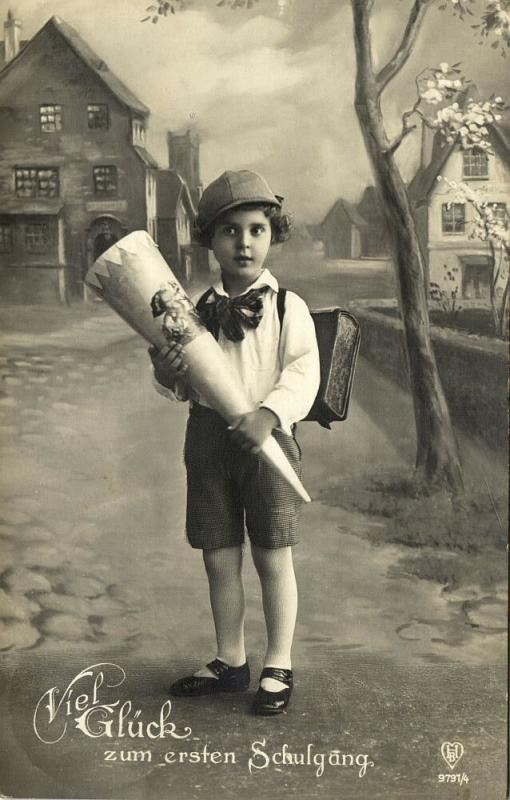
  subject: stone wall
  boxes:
[352,305,507,452]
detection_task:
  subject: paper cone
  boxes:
[85,231,311,503]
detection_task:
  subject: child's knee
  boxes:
[251,544,293,580]
[203,545,243,579]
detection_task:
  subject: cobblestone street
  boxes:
[0,334,162,654]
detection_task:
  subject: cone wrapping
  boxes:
[85,231,311,503]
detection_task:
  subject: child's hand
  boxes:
[228,408,279,454]
[149,343,188,389]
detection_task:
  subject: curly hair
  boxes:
[192,202,293,249]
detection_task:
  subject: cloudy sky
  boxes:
[8,0,506,221]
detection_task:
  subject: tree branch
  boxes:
[384,69,434,153]
[376,0,433,94]
[385,119,418,154]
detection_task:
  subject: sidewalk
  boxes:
[0,277,211,351]
[0,302,138,351]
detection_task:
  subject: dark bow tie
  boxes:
[199,286,269,342]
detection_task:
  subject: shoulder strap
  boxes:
[277,287,287,329]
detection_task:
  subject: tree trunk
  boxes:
[498,272,510,339]
[489,241,510,339]
[351,1,463,492]
[488,239,501,335]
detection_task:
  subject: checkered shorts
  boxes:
[184,404,303,550]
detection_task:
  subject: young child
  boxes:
[150,169,320,715]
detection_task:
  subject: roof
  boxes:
[491,118,510,162]
[0,16,149,116]
[358,185,380,212]
[157,170,196,218]
[321,198,368,229]
[409,87,510,206]
[0,40,28,67]
[408,120,510,206]
[133,146,159,169]
[408,135,454,206]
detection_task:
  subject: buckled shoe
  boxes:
[251,667,293,715]
[169,658,250,697]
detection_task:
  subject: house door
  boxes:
[462,262,490,300]
[91,219,122,261]
[84,217,125,300]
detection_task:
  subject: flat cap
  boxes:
[195,170,282,233]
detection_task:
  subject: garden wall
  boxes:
[352,304,508,452]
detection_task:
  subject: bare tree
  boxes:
[350,0,465,491]
[350,0,507,492]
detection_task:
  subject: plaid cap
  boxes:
[195,170,283,234]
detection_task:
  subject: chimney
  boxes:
[4,10,21,63]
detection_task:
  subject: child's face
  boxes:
[210,208,271,286]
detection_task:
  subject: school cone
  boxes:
[85,230,311,503]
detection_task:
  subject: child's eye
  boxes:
[251,225,266,236]
[222,226,237,236]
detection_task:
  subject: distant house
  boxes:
[409,116,510,300]
[157,170,196,281]
[0,13,159,302]
[357,186,389,258]
[318,199,368,259]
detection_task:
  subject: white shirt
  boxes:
[153,268,320,434]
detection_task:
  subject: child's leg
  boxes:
[193,544,246,678]
[250,544,297,690]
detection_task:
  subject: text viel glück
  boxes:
[32,662,374,779]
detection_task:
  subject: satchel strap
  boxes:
[277,287,287,328]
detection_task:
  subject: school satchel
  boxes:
[277,288,361,429]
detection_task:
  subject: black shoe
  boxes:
[251,667,293,715]
[169,658,250,697]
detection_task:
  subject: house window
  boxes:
[0,223,13,252]
[93,166,118,194]
[40,104,63,132]
[442,203,466,234]
[491,202,508,228]
[132,119,146,145]
[25,223,50,252]
[463,149,489,179]
[15,167,59,198]
[88,104,109,130]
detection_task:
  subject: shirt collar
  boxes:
[210,268,279,300]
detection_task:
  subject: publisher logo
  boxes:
[440,742,464,771]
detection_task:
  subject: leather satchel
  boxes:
[277,289,361,429]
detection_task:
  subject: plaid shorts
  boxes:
[184,404,303,550]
